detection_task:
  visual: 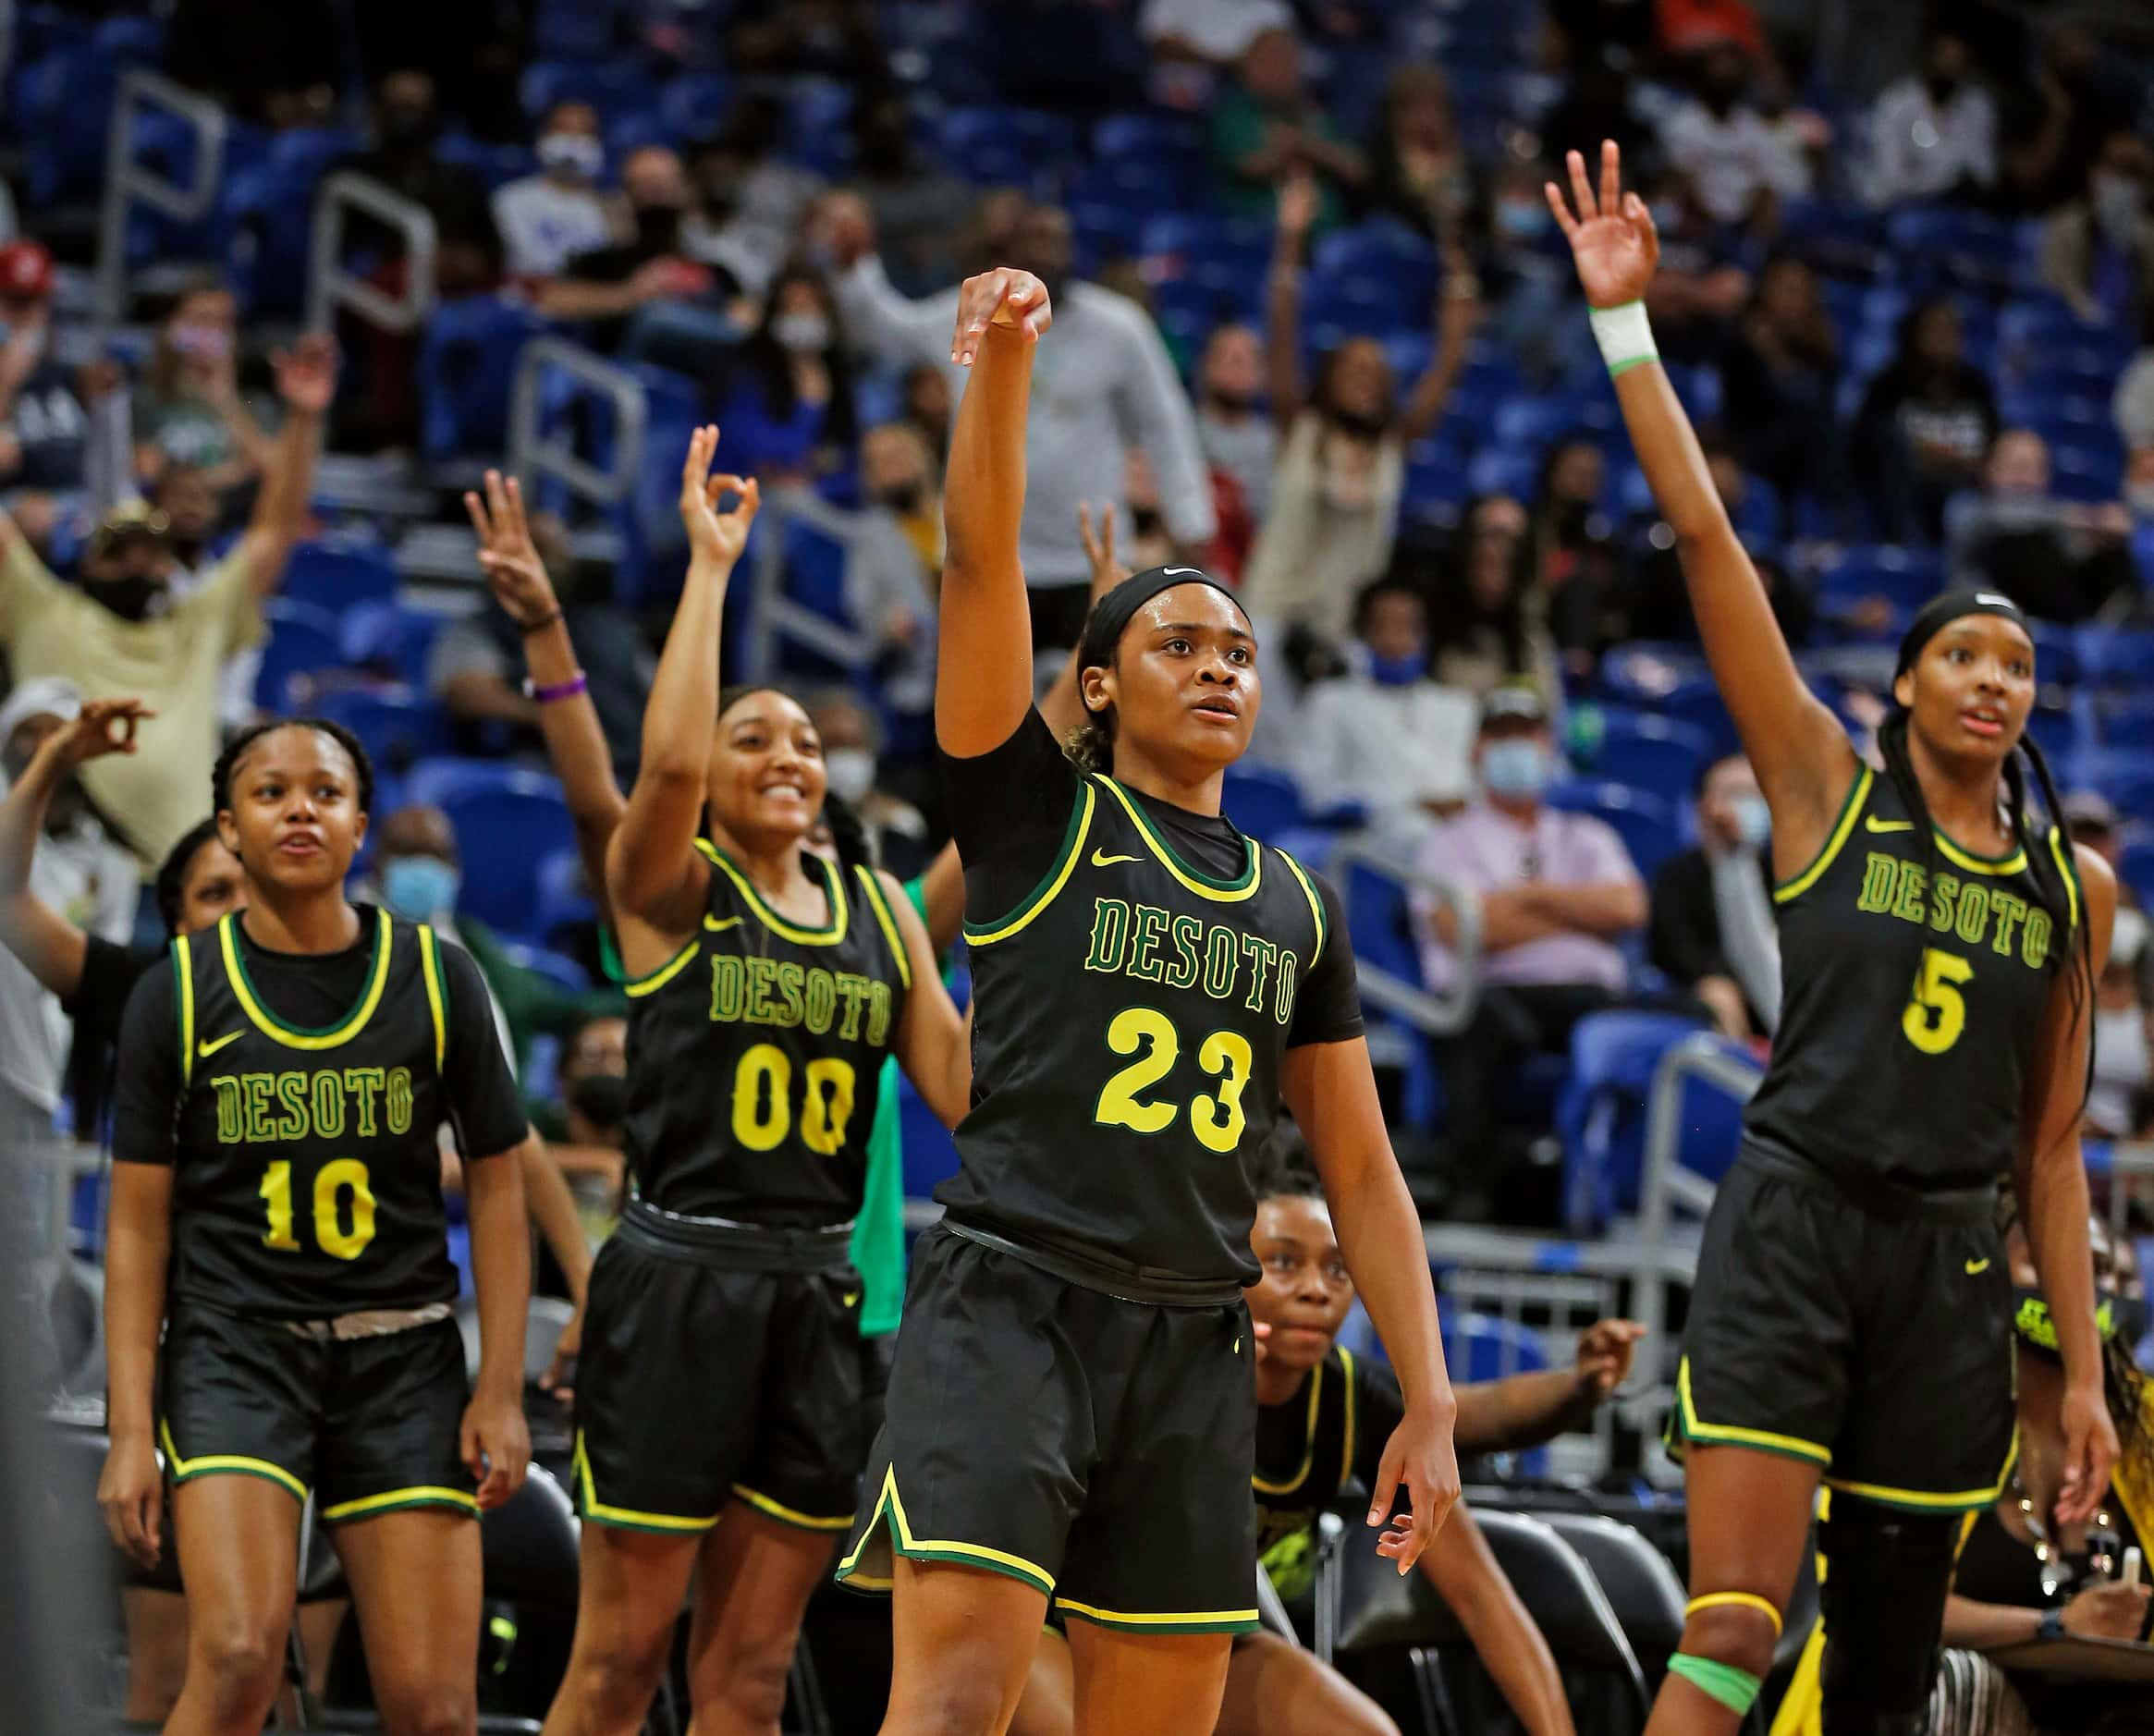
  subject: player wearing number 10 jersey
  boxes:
[103,717,532,1736]
[838,269,1458,1736]
[539,430,969,1736]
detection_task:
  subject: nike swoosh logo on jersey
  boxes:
[1964,1257,1990,1276]
[1090,849,1140,868]
[704,914,743,932]
[1865,816,1915,834]
[197,1031,244,1060]
[842,1291,860,1308]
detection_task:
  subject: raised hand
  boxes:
[678,424,760,570]
[56,697,153,766]
[272,332,339,415]
[464,470,560,629]
[1077,500,1131,596]
[1277,169,1320,239]
[949,267,1052,368]
[1545,141,1660,311]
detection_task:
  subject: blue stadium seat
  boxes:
[2069,749,2154,825]
[1543,781,1680,878]
[339,603,440,688]
[254,601,344,712]
[313,685,452,774]
[2095,698,2154,752]
[1222,764,1305,838]
[277,541,399,611]
[1583,710,1714,797]
[2119,839,2154,908]
[520,60,659,127]
[418,297,549,463]
[2074,628,2154,690]
[226,126,365,317]
[659,73,734,142]
[434,133,539,194]
[1814,544,1944,614]
[1341,855,1424,993]
[496,940,592,995]
[404,763,575,936]
[533,848,597,945]
[532,0,620,58]
[1554,1010,1721,1234]
[1092,112,1204,164]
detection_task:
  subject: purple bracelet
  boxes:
[524,673,588,703]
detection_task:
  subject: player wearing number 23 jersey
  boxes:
[112,901,529,1520]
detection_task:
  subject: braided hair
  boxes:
[212,716,376,817]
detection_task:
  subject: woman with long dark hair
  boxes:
[714,266,858,483]
[1548,141,2118,1736]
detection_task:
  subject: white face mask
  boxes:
[2093,171,2145,243]
[772,311,831,354]
[824,747,875,804]
[537,132,604,182]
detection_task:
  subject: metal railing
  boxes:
[93,70,229,325]
[2104,1141,2154,1238]
[1330,837,1481,1037]
[743,488,874,682]
[305,171,437,336]
[507,336,647,508]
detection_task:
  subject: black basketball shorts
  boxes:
[838,1225,1262,1634]
[1672,1143,2015,1513]
[571,1210,867,1534]
[157,1302,475,1522]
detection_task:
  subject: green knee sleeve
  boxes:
[1668,1652,1763,1715]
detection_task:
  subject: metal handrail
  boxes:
[305,171,437,335]
[1330,838,1481,1036]
[507,336,647,507]
[743,487,874,682]
[94,70,229,325]
[2104,1140,2154,1238]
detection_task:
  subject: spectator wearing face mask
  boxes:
[543,145,735,352]
[529,1013,630,1243]
[845,422,944,743]
[132,279,274,495]
[1866,28,1999,208]
[0,336,332,872]
[1193,322,1275,525]
[494,101,612,283]
[0,681,140,1132]
[1655,39,1810,233]
[2041,128,2154,332]
[1414,688,1647,1204]
[0,241,85,501]
[711,266,857,485]
[1648,753,1778,1043]
[804,690,930,881]
[1946,428,2138,624]
[1292,578,1478,831]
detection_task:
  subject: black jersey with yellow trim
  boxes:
[1253,1345,1401,1600]
[943,770,1338,1286]
[158,908,471,1319]
[620,840,912,1224]
[1743,764,2074,1192]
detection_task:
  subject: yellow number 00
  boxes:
[730,1044,858,1155]
[1903,947,1972,1055]
[1094,1008,1254,1153]
[260,1158,377,1261]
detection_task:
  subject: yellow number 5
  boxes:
[1903,948,1972,1055]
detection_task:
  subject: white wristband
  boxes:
[1588,300,1658,376]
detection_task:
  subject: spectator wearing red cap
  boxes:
[0,240,88,500]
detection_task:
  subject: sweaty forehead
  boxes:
[1129,583,1254,641]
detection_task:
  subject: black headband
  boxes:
[1894,589,2031,681]
[1076,566,1247,679]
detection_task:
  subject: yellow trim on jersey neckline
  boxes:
[622,936,700,999]
[159,1416,307,1502]
[696,838,849,946]
[854,866,912,991]
[322,1485,480,1522]
[417,924,447,1071]
[1676,1359,1832,1465]
[730,1482,856,1531]
[838,1466,1057,1597]
[573,1432,721,1533]
[1773,764,1871,905]
[1252,1355,1325,1496]
[220,908,393,1049]
[1093,776,1261,901]
[966,783,1096,947]
[175,935,197,1085]
[1931,828,2028,877]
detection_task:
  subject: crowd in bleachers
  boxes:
[6,0,2154,1240]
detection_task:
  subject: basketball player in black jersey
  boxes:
[1549,142,2119,1736]
[98,717,533,1736]
[832,272,1457,1735]
[541,429,969,1736]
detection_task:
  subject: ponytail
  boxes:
[819,791,876,875]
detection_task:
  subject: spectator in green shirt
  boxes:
[1208,27,1365,229]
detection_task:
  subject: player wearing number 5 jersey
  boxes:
[101,716,533,1736]
[1548,141,2118,1736]
[836,269,1458,1736]
[539,429,968,1736]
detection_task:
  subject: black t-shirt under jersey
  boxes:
[938,711,1362,1286]
[114,906,527,1318]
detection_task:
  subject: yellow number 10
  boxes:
[261,1158,377,1261]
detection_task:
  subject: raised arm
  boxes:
[0,699,150,996]
[230,335,336,599]
[936,267,1052,758]
[1265,175,1316,424]
[1398,269,1480,445]
[1548,142,1851,848]
[1282,1037,1459,1573]
[2013,843,2119,1530]
[605,428,759,947]
[466,471,627,926]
